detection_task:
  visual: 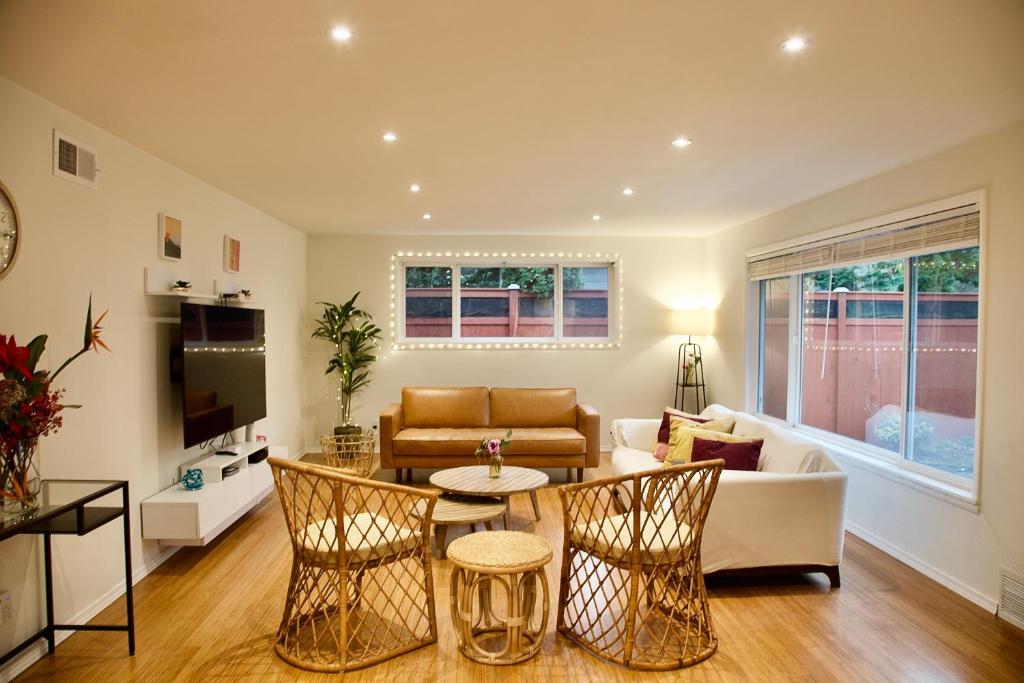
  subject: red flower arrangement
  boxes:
[1,298,109,512]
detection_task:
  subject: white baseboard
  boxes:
[845,521,997,613]
[0,543,179,682]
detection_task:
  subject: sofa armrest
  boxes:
[379,403,403,469]
[576,404,600,468]
[610,418,660,451]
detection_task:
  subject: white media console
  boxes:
[141,442,284,546]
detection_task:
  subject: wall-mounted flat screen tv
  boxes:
[180,303,267,448]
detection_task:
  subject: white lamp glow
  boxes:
[782,36,807,53]
[330,25,353,43]
[672,308,714,340]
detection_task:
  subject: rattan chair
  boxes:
[556,459,724,671]
[320,431,376,478]
[269,457,438,672]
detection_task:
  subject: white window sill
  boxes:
[793,429,980,513]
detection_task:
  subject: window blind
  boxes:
[747,204,980,281]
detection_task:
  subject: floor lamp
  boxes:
[673,308,713,413]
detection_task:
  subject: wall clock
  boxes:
[0,181,20,281]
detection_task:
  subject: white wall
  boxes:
[304,235,711,448]
[0,76,306,673]
[703,121,1024,609]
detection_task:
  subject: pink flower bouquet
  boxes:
[476,429,512,478]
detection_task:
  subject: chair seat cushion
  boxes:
[301,512,420,564]
[570,510,692,564]
[392,428,585,456]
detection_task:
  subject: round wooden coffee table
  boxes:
[429,466,549,529]
[411,495,507,559]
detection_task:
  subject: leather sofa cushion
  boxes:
[393,428,586,456]
[489,387,577,428]
[402,387,489,428]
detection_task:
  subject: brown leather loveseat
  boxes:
[380,387,600,483]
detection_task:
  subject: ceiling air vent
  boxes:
[53,130,98,187]
[999,570,1024,630]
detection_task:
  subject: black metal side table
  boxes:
[0,480,134,667]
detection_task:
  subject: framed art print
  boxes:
[223,235,240,273]
[159,213,182,260]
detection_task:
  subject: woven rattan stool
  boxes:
[447,531,552,665]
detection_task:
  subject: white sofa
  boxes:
[610,404,848,587]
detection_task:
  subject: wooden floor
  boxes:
[15,470,1024,682]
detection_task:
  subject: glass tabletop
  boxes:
[0,479,126,540]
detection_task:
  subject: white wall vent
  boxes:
[52,130,98,187]
[998,570,1024,630]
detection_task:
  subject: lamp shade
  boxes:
[672,307,714,337]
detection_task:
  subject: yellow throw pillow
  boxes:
[669,414,735,434]
[665,423,758,465]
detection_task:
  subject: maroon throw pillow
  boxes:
[690,437,763,471]
[656,410,710,445]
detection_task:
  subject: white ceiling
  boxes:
[1,1,1022,236]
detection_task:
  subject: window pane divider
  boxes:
[899,256,914,465]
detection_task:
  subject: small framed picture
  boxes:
[223,235,240,273]
[159,214,182,261]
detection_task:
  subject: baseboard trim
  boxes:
[0,544,179,682]
[845,521,997,613]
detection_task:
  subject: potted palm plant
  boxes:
[312,292,382,435]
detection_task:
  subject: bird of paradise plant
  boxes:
[0,296,110,516]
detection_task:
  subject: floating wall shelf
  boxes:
[143,266,216,299]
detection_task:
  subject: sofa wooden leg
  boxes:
[406,468,413,483]
[824,565,841,589]
[395,468,403,484]
[565,468,573,483]
[576,467,584,483]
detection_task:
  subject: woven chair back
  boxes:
[557,459,724,670]
[268,457,439,671]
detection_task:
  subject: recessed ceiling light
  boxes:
[592,214,602,221]
[672,137,693,148]
[622,187,634,196]
[410,183,421,193]
[422,213,432,220]
[330,25,353,43]
[382,131,398,143]
[782,36,807,53]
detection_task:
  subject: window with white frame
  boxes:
[749,199,982,491]
[393,254,619,348]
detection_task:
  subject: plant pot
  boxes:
[333,424,362,436]
[1,438,41,520]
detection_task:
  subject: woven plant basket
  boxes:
[320,431,376,478]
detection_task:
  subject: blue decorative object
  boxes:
[182,468,204,491]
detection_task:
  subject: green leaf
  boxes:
[82,294,93,351]
[25,335,48,373]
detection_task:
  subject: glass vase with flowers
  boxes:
[475,429,512,479]
[1,298,109,519]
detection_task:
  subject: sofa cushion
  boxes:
[402,387,489,428]
[393,427,586,456]
[691,436,763,471]
[489,387,577,428]
[665,423,762,465]
[655,414,735,461]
